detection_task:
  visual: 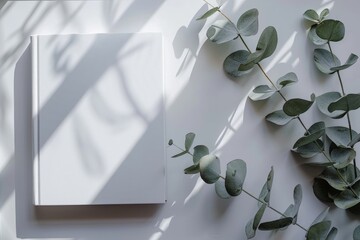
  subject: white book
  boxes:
[31,33,166,205]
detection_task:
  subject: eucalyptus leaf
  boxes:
[172,150,188,158]
[326,126,358,147]
[313,178,339,203]
[276,72,298,89]
[215,177,231,199]
[237,8,259,36]
[199,154,221,184]
[255,26,278,61]
[292,184,303,222]
[325,227,338,240]
[193,145,209,165]
[293,122,325,148]
[197,7,219,20]
[316,92,346,118]
[258,167,274,205]
[304,161,334,167]
[207,20,239,44]
[308,25,328,45]
[223,50,253,77]
[330,53,358,71]
[265,110,295,126]
[354,225,360,240]
[316,19,345,42]
[306,221,331,240]
[328,94,360,113]
[311,207,330,226]
[348,133,360,147]
[283,97,314,117]
[314,48,341,74]
[185,132,196,151]
[303,9,320,23]
[331,147,356,169]
[249,85,276,101]
[225,159,247,196]
[320,9,330,21]
[184,164,200,174]
[334,180,360,209]
[317,167,348,190]
[258,217,293,231]
[293,140,323,158]
[245,204,266,239]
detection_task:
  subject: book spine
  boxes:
[31,35,40,205]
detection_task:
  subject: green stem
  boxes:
[327,42,357,178]
[201,2,360,199]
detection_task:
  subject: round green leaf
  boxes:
[316,19,345,42]
[293,140,323,158]
[215,178,231,199]
[307,221,331,240]
[258,167,274,205]
[283,97,314,117]
[237,8,259,36]
[330,53,358,71]
[326,126,358,147]
[314,48,341,74]
[255,26,278,62]
[207,20,238,44]
[197,7,219,20]
[249,85,276,101]
[245,204,266,239]
[293,122,325,149]
[316,92,346,118]
[313,178,338,203]
[185,132,195,151]
[317,167,348,191]
[225,159,247,196]
[354,225,360,240]
[193,145,209,165]
[199,154,221,184]
[308,25,328,45]
[328,94,360,113]
[334,180,360,209]
[265,110,294,126]
[326,227,338,240]
[303,9,320,23]
[276,72,298,89]
[320,9,330,21]
[331,147,356,169]
[223,50,253,78]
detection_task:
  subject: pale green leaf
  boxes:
[330,53,358,71]
[276,72,298,88]
[348,133,360,147]
[316,92,346,118]
[225,159,247,196]
[292,184,302,222]
[199,154,221,184]
[334,180,360,209]
[293,122,325,148]
[353,225,360,240]
[283,97,314,117]
[314,48,341,74]
[184,164,200,174]
[317,167,348,191]
[309,25,328,45]
[320,9,330,21]
[207,20,238,44]
[316,19,345,42]
[223,50,253,78]
[258,217,293,231]
[293,140,323,158]
[258,167,274,205]
[303,9,320,23]
[326,126,358,147]
[249,85,276,101]
[265,110,294,126]
[313,178,339,203]
[331,147,356,169]
[328,94,360,113]
[325,227,337,240]
[185,132,195,151]
[215,178,231,199]
[255,26,278,61]
[172,150,188,158]
[311,207,330,226]
[193,145,209,165]
[237,8,259,36]
[245,204,266,239]
[197,7,219,20]
[307,221,331,240]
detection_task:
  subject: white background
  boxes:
[1,0,360,239]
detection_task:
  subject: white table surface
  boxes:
[1,0,360,239]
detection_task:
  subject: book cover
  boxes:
[31,33,166,205]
